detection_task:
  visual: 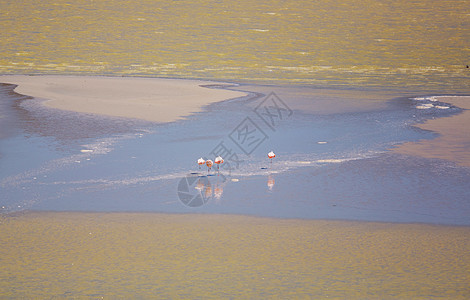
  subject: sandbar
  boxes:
[392,96,470,167]
[1,211,469,298]
[0,75,247,123]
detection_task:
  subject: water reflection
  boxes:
[177,173,211,207]
[177,173,226,207]
[267,174,275,192]
[204,184,213,200]
[213,174,226,201]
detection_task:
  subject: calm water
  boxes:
[1,0,469,91]
[1,0,470,220]
[1,82,469,225]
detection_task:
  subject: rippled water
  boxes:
[1,212,469,299]
[1,0,469,91]
[2,3,470,297]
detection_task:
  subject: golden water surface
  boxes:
[1,0,469,91]
[1,212,469,298]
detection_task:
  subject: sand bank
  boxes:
[393,96,470,167]
[0,75,247,123]
[1,211,469,298]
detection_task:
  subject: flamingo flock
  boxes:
[197,157,215,173]
[197,151,275,173]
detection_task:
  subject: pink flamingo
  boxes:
[197,157,205,169]
[268,151,275,167]
[214,156,224,171]
[205,159,213,173]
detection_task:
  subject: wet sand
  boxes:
[0,75,247,123]
[393,96,470,167]
[0,211,469,298]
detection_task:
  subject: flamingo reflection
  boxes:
[204,184,213,199]
[267,174,275,191]
[213,173,226,201]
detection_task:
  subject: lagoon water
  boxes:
[1,0,469,92]
[2,1,470,298]
[1,82,469,225]
[1,0,469,223]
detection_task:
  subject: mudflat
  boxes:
[393,96,470,167]
[0,75,247,123]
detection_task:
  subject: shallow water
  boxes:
[1,0,469,223]
[1,83,468,225]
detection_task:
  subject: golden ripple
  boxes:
[1,211,469,298]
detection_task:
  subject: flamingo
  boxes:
[205,159,213,173]
[214,156,224,171]
[197,157,205,169]
[268,151,275,167]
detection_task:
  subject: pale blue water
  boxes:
[1,82,469,225]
